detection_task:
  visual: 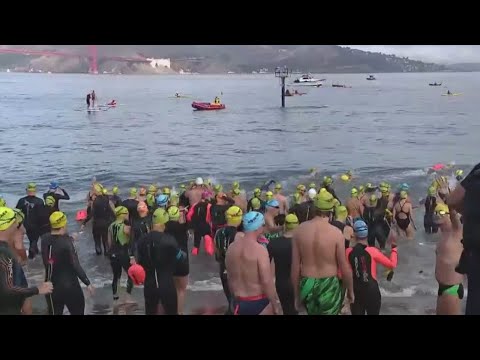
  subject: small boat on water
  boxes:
[332,84,351,88]
[429,82,442,86]
[192,102,226,111]
[293,74,325,83]
[366,75,376,80]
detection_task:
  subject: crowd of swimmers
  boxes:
[0,165,478,315]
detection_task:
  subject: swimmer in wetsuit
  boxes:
[91,90,96,107]
[424,186,439,234]
[86,93,91,109]
[107,206,133,303]
[109,186,122,208]
[122,188,140,225]
[0,207,53,315]
[330,205,354,249]
[267,213,299,315]
[41,211,94,315]
[346,220,398,315]
[214,206,244,313]
[131,201,152,261]
[225,211,281,315]
[137,208,188,315]
[43,181,70,212]
[165,206,190,314]
[289,188,316,223]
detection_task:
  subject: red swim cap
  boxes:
[128,264,146,285]
[76,209,87,222]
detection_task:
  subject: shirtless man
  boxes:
[292,185,308,206]
[346,187,363,219]
[232,188,247,213]
[434,203,464,315]
[225,211,282,315]
[264,200,282,235]
[291,191,354,315]
[273,183,289,214]
[392,190,415,240]
[186,177,206,206]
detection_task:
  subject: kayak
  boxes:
[192,102,226,111]
[442,93,462,96]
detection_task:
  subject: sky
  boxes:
[341,46,480,64]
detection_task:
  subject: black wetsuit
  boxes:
[41,234,91,315]
[131,215,152,259]
[165,221,190,277]
[347,243,397,315]
[15,195,45,258]
[325,185,341,204]
[214,226,238,313]
[89,194,115,255]
[0,242,39,315]
[362,204,376,245]
[371,196,390,249]
[109,194,123,208]
[290,200,315,223]
[43,188,70,212]
[179,191,189,208]
[137,231,187,315]
[247,197,266,213]
[37,204,55,239]
[267,235,297,315]
[424,195,438,234]
[86,93,91,107]
[108,221,133,299]
[190,201,211,251]
[122,198,140,226]
[210,197,235,234]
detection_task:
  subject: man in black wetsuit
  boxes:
[165,205,189,314]
[91,90,96,108]
[109,186,123,208]
[137,208,188,315]
[122,188,140,226]
[16,182,45,259]
[289,189,316,223]
[247,188,264,212]
[322,176,341,204]
[267,213,299,315]
[86,93,91,109]
[81,184,115,255]
[210,192,235,235]
[214,205,243,314]
[41,211,94,315]
[131,201,152,261]
[0,207,53,315]
[43,181,70,211]
[424,186,438,234]
[37,195,56,242]
[107,206,132,303]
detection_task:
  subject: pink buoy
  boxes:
[76,209,87,222]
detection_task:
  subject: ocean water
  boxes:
[0,71,477,315]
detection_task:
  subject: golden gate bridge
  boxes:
[0,45,205,74]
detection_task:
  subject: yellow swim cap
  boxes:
[148,185,157,194]
[45,196,55,207]
[102,188,108,195]
[129,188,138,197]
[112,186,119,195]
[254,188,261,195]
[169,194,179,207]
[152,208,169,225]
[226,206,243,226]
[379,186,389,194]
[50,211,67,229]
[26,182,37,192]
[358,185,365,193]
[275,183,282,190]
[333,198,340,207]
[428,186,436,196]
[0,198,5,207]
[314,191,335,211]
[232,188,240,196]
[285,214,299,230]
[94,183,104,194]
[214,184,223,194]
[167,206,180,221]
[146,193,156,207]
[309,183,316,190]
[455,169,464,177]
[323,176,333,186]
[340,174,349,182]
[232,181,240,190]
[163,187,171,195]
[351,188,358,196]
[369,194,377,205]
[115,206,129,218]
[297,184,306,192]
[335,206,348,221]
[400,191,408,200]
[0,207,16,231]
[251,197,261,210]
[265,191,273,200]
[13,208,24,226]
[434,203,449,215]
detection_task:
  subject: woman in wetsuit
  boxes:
[346,220,398,315]
[41,211,94,315]
[393,190,415,240]
[137,208,188,315]
[424,186,438,234]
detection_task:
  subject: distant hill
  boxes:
[447,63,480,72]
[0,45,447,74]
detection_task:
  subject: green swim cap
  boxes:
[251,197,261,210]
[112,186,119,195]
[180,184,186,190]
[232,181,240,190]
[167,206,180,221]
[146,193,156,207]
[254,188,261,196]
[169,194,179,207]
[45,196,55,207]
[285,214,299,230]
[26,182,37,192]
[115,206,129,218]
[129,188,137,197]
[148,185,157,194]
[323,176,333,186]
[335,206,348,221]
[309,183,316,190]
[152,208,169,225]
[314,191,335,211]
[94,183,104,194]
[369,194,377,205]
[0,197,6,207]
[214,184,223,194]
[102,188,108,195]
[428,186,436,196]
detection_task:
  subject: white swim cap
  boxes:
[195,177,204,186]
[308,188,317,200]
